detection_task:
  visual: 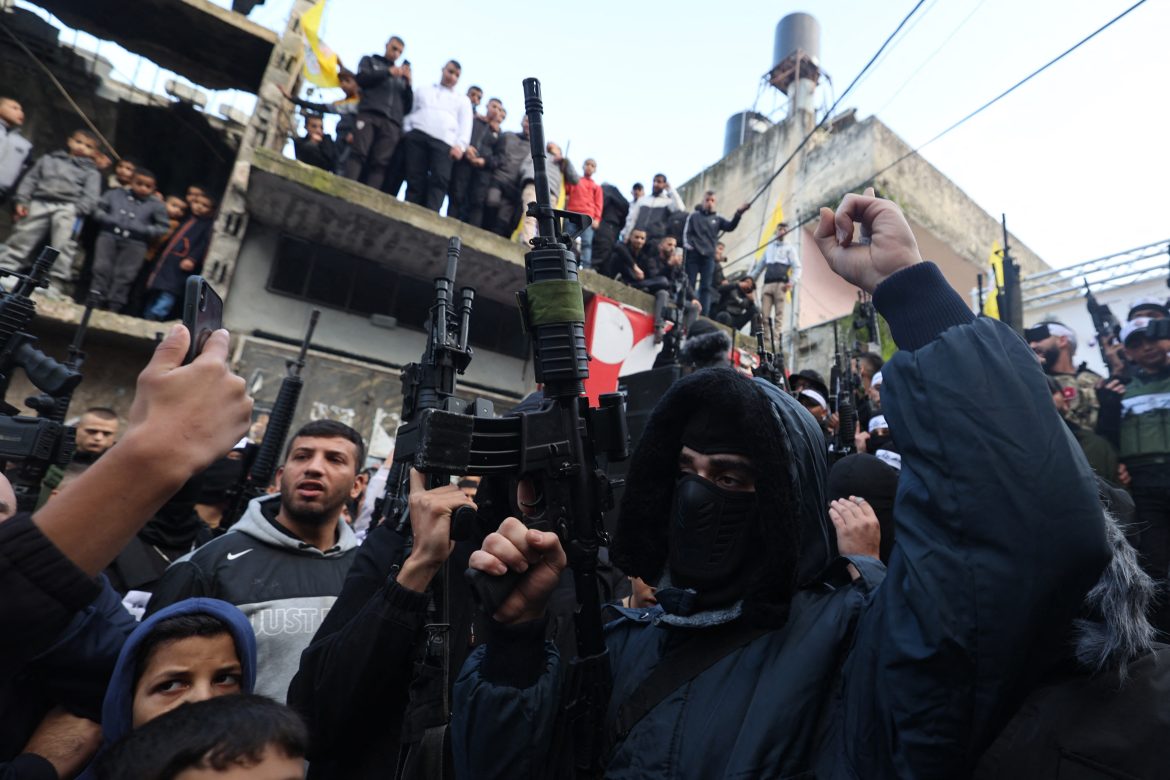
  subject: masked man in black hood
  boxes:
[453,189,1112,778]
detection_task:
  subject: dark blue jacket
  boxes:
[0,577,133,779]
[146,213,214,296]
[450,262,1111,778]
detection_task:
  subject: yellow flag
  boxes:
[755,197,785,261]
[984,241,1003,319]
[754,197,793,300]
[511,179,567,242]
[300,0,339,88]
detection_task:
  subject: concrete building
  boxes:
[676,12,1050,373]
[1,0,695,458]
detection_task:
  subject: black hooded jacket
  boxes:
[452,262,1111,779]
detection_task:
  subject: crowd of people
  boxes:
[2,186,1170,779]
[282,36,805,340]
[0,96,219,318]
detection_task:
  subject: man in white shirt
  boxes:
[402,60,473,211]
[749,222,802,342]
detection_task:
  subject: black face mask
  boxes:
[868,434,892,453]
[668,474,760,598]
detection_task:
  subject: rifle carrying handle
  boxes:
[465,567,523,617]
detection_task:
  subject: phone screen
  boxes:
[182,276,224,364]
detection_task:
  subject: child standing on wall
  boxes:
[0,129,101,295]
[91,168,169,312]
[143,190,216,320]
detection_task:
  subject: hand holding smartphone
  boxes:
[182,276,224,364]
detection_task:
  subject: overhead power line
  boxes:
[723,0,1151,273]
[873,0,990,116]
[743,0,929,208]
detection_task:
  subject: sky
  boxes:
[18,0,1170,270]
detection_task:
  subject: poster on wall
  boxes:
[582,296,660,404]
[583,295,759,403]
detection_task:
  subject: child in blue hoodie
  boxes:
[78,598,256,779]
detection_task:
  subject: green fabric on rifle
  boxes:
[526,280,585,326]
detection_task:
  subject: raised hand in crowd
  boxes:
[396,468,477,592]
[828,496,881,560]
[813,186,922,291]
[35,324,251,577]
[468,479,567,625]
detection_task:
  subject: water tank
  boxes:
[773,12,821,71]
[723,111,773,157]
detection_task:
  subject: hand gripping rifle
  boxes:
[0,248,84,511]
[374,236,489,539]
[828,322,857,461]
[222,309,319,527]
[452,78,626,776]
[1083,279,1123,374]
[384,82,626,775]
[372,237,493,778]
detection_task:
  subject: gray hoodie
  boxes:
[0,121,32,194]
[15,150,100,215]
[520,153,579,203]
[147,495,359,703]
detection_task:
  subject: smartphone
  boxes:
[182,275,223,364]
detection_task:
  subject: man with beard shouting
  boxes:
[147,420,365,703]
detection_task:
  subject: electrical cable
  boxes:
[0,16,120,158]
[847,0,943,101]
[873,0,989,116]
[722,0,1150,273]
[743,0,928,209]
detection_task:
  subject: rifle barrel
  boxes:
[292,310,320,374]
[445,236,461,285]
[523,78,557,238]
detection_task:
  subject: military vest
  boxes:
[1120,370,1170,461]
[1053,366,1102,431]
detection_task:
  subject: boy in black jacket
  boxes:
[144,192,216,321]
[91,169,169,312]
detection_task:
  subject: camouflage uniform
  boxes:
[1052,364,1102,431]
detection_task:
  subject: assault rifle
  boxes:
[1083,279,1123,375]
[853,290,880,353]
[472,77,628,777]
[753,330,788,390]
[223,309,319,526]
[383,80,627,776]
[374,236,489,539]
[828,322,857,462]
[375,237,492,779]
[0,248,84,511]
